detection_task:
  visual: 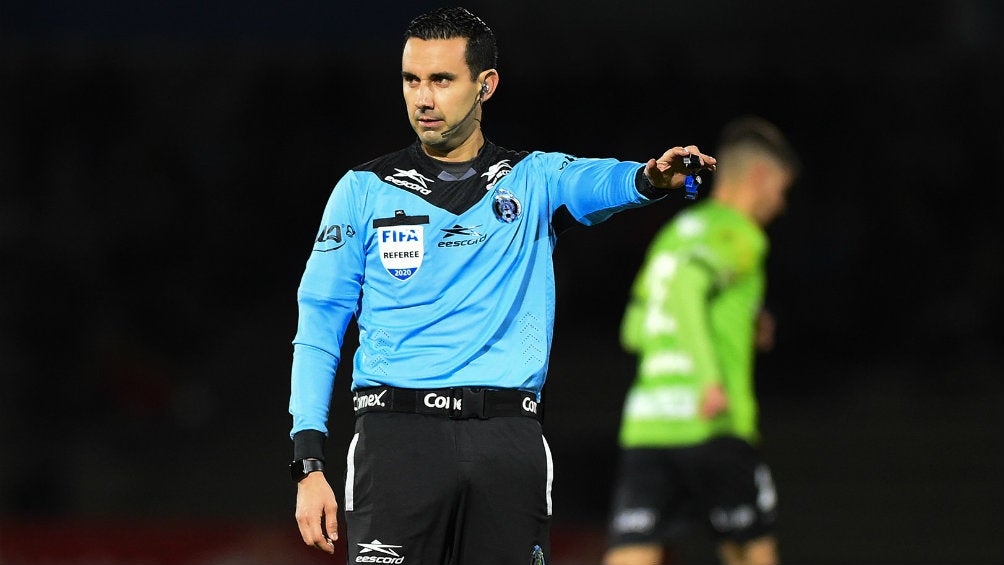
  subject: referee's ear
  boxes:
[478,69,499,103]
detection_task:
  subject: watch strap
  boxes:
[289,458,325,482]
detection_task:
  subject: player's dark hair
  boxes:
[718,115,801,178]
[404,7,498,81]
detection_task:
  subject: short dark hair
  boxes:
[717,115,801,178]
[404,7,497,81]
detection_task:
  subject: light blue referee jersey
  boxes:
[290,140,666,437]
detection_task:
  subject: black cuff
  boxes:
[635,167,669,200]
[293,429,326,461]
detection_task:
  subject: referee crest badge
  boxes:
[376,224,425,281]
[492,187,522,223]
[374,210,428,281]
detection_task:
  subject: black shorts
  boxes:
[344,412,553,565]
[606,436,778,547]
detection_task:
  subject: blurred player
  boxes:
[604,116,799,565]
[286,6,717,565]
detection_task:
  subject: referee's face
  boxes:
[402,37,484,157]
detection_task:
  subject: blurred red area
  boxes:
[0,520,342,565]
[0,520,606,565]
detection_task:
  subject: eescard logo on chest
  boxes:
[481,159,512,190]
[373,210,429,281]
[386,168,434,195]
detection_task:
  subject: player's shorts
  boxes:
[606,436,778,548]
[344,411,552,565]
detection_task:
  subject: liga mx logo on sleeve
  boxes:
[377,224,424,281]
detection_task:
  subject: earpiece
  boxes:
[480,83,489,98]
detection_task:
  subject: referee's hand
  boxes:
[295,472,339,554]
[644,145,717,190]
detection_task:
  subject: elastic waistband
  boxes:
[352,386,541,421]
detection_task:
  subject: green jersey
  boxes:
[618,200,767,448]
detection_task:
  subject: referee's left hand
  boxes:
[643,145,716,190]
[295,472,339,554]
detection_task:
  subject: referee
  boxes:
[287,7,716,564]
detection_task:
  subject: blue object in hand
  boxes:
[684,174,701,200]
[682,154,702,200]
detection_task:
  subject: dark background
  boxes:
[2,1,1002,563]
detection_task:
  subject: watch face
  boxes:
[290,459,324,482]
[290,460,307,482]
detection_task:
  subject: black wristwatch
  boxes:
[289,458,325,482]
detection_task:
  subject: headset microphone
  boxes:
[440,85,485,138]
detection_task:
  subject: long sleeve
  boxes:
[288,173,366,439]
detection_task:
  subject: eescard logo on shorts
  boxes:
[357,539,405,564]
[373,210,429,281]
